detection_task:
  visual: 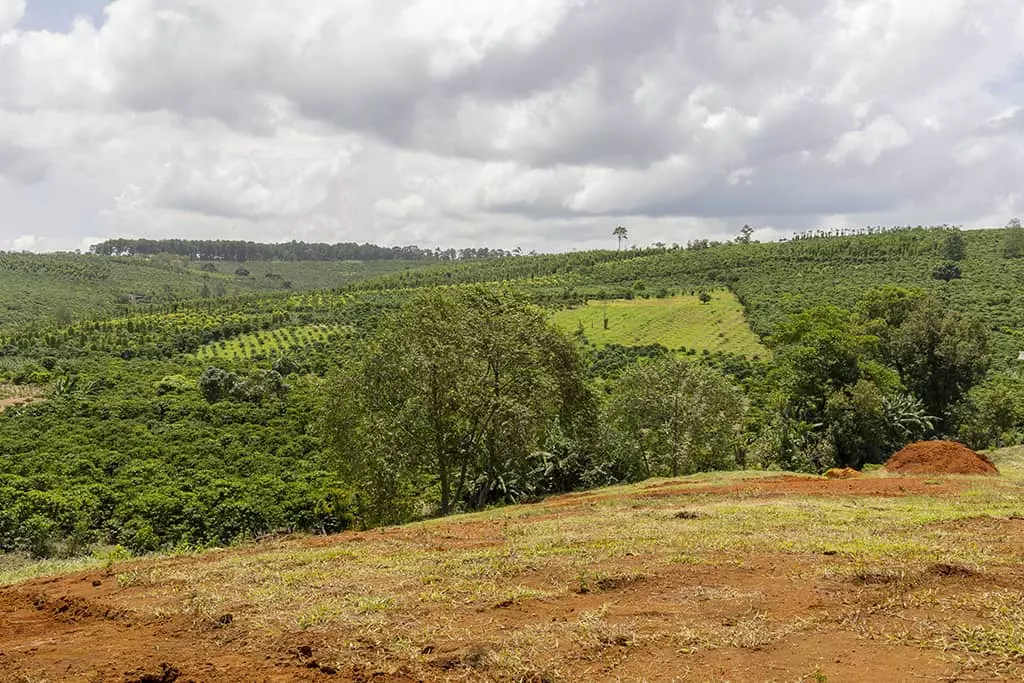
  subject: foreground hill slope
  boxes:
[4,457,1024,682]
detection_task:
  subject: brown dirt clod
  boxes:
[824,467,862,479]
[883,440,999,476]
[125,662,181,683]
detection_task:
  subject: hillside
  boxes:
[356,227,1024,366]
[0,225,1022,566]
[2,226,1024,680]
[0,252,427,330]
[3,466,1024,681]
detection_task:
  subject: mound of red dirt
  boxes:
[824,468,862,479]
[884,441,999,476]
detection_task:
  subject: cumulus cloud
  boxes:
[0,0,25,35]
[1,0,1023,252]
[11,233,35,250]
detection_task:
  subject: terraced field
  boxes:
[550,291,768,358]
[192,324,348,361]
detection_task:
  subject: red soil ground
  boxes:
[884,440,999,476]
[0,396,40,413]
[1,473,1019,682]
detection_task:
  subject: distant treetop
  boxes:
[88,238,516,263]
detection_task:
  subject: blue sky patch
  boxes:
[19,0,108,32]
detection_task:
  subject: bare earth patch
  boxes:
[0,385,44,413]
[3,472,1024,681]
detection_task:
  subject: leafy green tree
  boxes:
[884,298,989,422]
[932,263,962,282]
[956,375,1024,449]
[198,366,237,403]
[939,228,966,261]
[856,286,926,331]
[273,355,300,376]
[767,306,902,470]
[230,370,288,402]
[857,288,990,425]
[824,380,889,468]
[154,374,193,396]
[771,306,895,408]
[322,287,595,525]
[1004,218,1024,258]
[736,224,755,244]
[606,356,746,477]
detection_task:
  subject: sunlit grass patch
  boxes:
[549,292,768,357]
[0,554,107,586]
[676,612,815,652]
[879,588,1024,673]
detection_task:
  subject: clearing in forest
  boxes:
[0,384,44,413]
[550,291,768,357]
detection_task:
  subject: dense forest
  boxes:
[1,225,1022,560]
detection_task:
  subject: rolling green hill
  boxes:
[1,226,1023,564]
[356,227,1024,367]
[0,252,426,331]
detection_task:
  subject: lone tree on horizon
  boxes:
[613,225,629,251]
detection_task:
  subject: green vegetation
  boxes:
[607,355,746,477]
[0,226,1023,562]
[193,324,347,361]
[91,237,519,261]
[549,291,768,357]
[323,287,599,525]
[0,251,424,331]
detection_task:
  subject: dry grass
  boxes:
[7,458,1024,680]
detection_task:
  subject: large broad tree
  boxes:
[321,286,595,526]
[956,375,1024,450]
[767,305,900,469]
[858,288,990,424]
[606,356,746,478]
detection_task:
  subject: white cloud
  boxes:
[11,233,36,250]
[1,0,1024,253]
[0,0,25,35]
[827,116,912,166]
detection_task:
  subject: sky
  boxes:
[1,1,1023,254]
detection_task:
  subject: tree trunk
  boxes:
[439,455,450,516]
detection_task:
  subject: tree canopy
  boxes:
[321,286,598,525]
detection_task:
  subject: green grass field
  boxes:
[192,324,347,361]
[549,291,769,357]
